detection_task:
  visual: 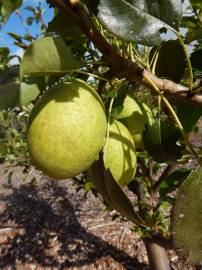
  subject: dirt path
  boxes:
[0,165,197,270]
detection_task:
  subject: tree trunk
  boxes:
[144,238,171,270]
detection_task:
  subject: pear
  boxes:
[117,95,154,150]
[27,78,107,179]
[104,120,137,187]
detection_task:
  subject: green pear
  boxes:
[117,95,146,134]
[117,95,154,150]
[133,102,154,150]
[103,120,137,187]
[27,78,107,179]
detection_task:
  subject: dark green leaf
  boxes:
[143,120,183,163]
[89,158,115,208]
[171,166,202,263]
[0,80,20,109]
[159,168,191,197]
[185,28,202,43]
[0,65,19,84]
[181,16,197,28]
[20,37,82,78]
[27,16,34,26]
[1,0,22,21]
[8,32,22,42]
[150,40,186,83]
[89,155,143,225]
[176,103,202,133]
[104,169,143,225]
[25,5,35,13]
[190,48,202,71]
[47,11,82,40]
[0,76,44,109]
[98,0,182,46]
[190,0,202,9]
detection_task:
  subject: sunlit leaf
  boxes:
[171,166,202,263]
[98,0,182,46]
[20,37,82,78]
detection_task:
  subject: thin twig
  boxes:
[153,164,178,196]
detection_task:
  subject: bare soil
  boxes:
[0,164,200,270]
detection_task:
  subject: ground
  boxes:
[0,164,200,270]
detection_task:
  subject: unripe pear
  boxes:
[117,95,146,134]
[103,120,137,187]
[27,78,107,179]
[117,95,154,150]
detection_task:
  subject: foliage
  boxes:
[0,0,202,268]
[0,108,30,164]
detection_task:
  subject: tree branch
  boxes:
[49,0,202,106]
[153,164,179,196]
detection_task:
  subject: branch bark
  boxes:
[49,0,202,106]
[144,238,171,270]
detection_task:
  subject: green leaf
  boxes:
[0,76,44,109]
[8,32,22,42]
[0,80,20,109]
[143,120,183,163]
[185,28,202,43]
[25,5,35,13]
[150,40,186,83]
[176,103,202,133]
[20,76,45,105]
[98,0,182,46]
[171,166,202,263]
[181,16,198,28]
[0,65,19,84]
[89,155,143,225]
[190,0,202,9]
[159,168,191,197]
[1,0,22,21]
[190,48,202,71]
[47,11,82,40]
[104,169,143,225]
[20,37,82,78]
[27,16,34,26]
[89,158,115,208]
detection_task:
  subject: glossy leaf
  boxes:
[143,120,183,163]
[89,158,115,208]
[90,155,143,225]
[20,37,82,78]
[104,169,143,225]
[171,166,202,263]
[98,0,182,46]
[176,103,202,133]
[150,40,186,83]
